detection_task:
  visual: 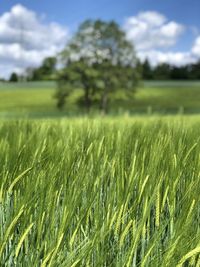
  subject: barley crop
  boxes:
[0,116,199,266]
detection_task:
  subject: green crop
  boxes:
[0,116,200,266]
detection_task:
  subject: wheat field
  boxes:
[0,116,200,266]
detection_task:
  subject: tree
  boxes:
[40,57,57,76]
[189,61,200,80]
[55,59,100,111]
[9,72,18,82]
[170,66,190,80]
[56,20,140,113]
[26,57,57,81]
[153,63,171,80]
[142,59,153,80]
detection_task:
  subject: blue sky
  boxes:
[0,0,200,77]
[1,0,200,27]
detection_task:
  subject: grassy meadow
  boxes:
[0,116,200,266]
[0,81,200,117]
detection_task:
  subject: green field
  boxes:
[0,116,200,266]
[0,81,200,117]
[1,80,200,265]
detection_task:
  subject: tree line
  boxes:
[139,59,200,80]
[8,56,200,83]
[8,57,57,82]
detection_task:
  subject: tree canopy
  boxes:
[9,72,19,82]
[26,57,57,81]
[55,20,140,113]
[139,59,200,80]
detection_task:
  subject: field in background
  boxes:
[0,81,200,117]
[0,116,200,266]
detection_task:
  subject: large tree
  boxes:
[56,20,140,113]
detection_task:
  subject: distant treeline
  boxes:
[139,59,200,80]
[7,57,57,82]
[7,57,200,83]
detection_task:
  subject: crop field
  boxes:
[0,81,200,117]
[0,116,200,266]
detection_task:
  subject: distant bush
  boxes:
[9,72,18,82]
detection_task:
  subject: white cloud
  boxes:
[192,36,200,57]
[124,11,184,51]
[135,11,166,27]
[124,11,200,66]
[138,50,197,67]
[0,4,69,78]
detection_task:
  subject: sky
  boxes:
[0,0,200,78]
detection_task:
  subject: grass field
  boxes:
[0,116,200,266]
[0,81,200,117]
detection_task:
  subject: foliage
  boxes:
[141,59,154,80]
[56,20,140,113]
[140,59,200,80]
[153,63,171,80]
[9,72,19,82]
[55,60,100,111]
[26,57,57,81]
[0,117,200,266]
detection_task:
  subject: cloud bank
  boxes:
[0,4,68,78]
[192,36,200,56]
[124,11,184,51]
[124,11,200,66]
